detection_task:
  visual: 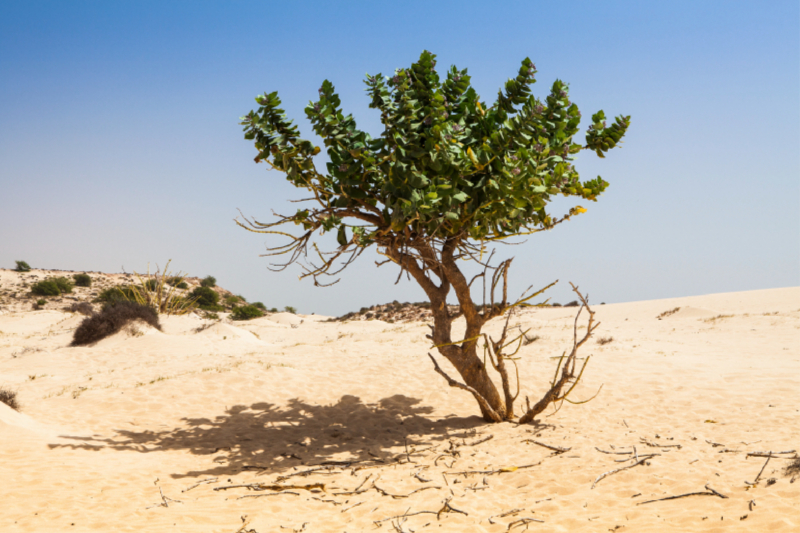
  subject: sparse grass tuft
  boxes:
[0,387,20,411]
[657,307,681,319]
[597,336,614,345]
[703,314,733,323]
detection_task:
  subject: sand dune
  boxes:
[1,287,798,532]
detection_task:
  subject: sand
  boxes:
[1,286,798,532]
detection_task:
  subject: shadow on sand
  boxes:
[50,394,486,478]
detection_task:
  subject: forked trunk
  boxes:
[430,300,506,421]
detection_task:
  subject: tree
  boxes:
[238,51,629,422]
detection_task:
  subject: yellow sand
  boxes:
[1,287,798,532]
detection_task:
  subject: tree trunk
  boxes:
[389,241,506,421]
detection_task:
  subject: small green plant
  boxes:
[14,261,31,272]
[201,311,220,320]
[73,273,92,287]
[200,276,217,288]
[252,302,266,310]
[31,277,73,296]
[284,306,297,314]
[231,304,265,321]
[95,285,137,303]
[191,286,220,309]
[32,280,61,297]
[36,299,46,306]
[270,307,279,313]
[224,295,243,307]
[143,279,158,291]
[0,387,20,411]
[176,281,189,289]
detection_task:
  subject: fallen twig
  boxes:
[373,510,438,524]
[463,435,494,447]
[146,485,182,509]
[750,456,771,485]
[488,508,523,525]
[507,517,545,529]
[275,466,341,481]
[591,457,650,489]
[595,447,632,455]
[525,439,571,454]
[237,491,300,499]
[746,450,796,458]
[640,437,681,449]
[182,477,218,492]
[448,462,541,477]
[636,484,728,505]
[373,484,440,499]
[214,483,324,493]
[341,501,364,513]
[437,497,468,518]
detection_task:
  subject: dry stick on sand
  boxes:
[592,457,651,489]
[488,508,524,525]
[237,491,300,500]
[182,477,218,492]
[146,485,183,509]
[373,484,441,499]
[448,462,542,477]
[640,437,682,449]
[463,435,494,446]
[636,484,728,505]
[507,517,545,530]
[747,456,772,485]
[525,439,571,454]
[746,450,796,458]
[595,447,633,455]
[214,482,324,492]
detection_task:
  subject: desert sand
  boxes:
[1,281,798,532]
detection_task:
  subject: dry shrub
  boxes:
[785,457,800,478]
[68,302,94,316]
[0,387,20,411]
[597,336,614,345]
[71,301,161,346]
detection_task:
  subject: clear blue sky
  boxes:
[1,1,798,315]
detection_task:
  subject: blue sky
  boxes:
[1,1,797,315]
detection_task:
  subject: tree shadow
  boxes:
[50,394,485,479]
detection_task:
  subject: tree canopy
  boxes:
[239,51,629,283]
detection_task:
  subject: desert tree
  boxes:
[238,51,629,422]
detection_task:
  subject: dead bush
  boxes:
[71,301,161,346]
[68,302,94,316]
[0,387,20,411]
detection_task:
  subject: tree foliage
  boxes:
[239,51,629,422]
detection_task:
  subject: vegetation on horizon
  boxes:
[14,261,31,272]
[240,51,628,422]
